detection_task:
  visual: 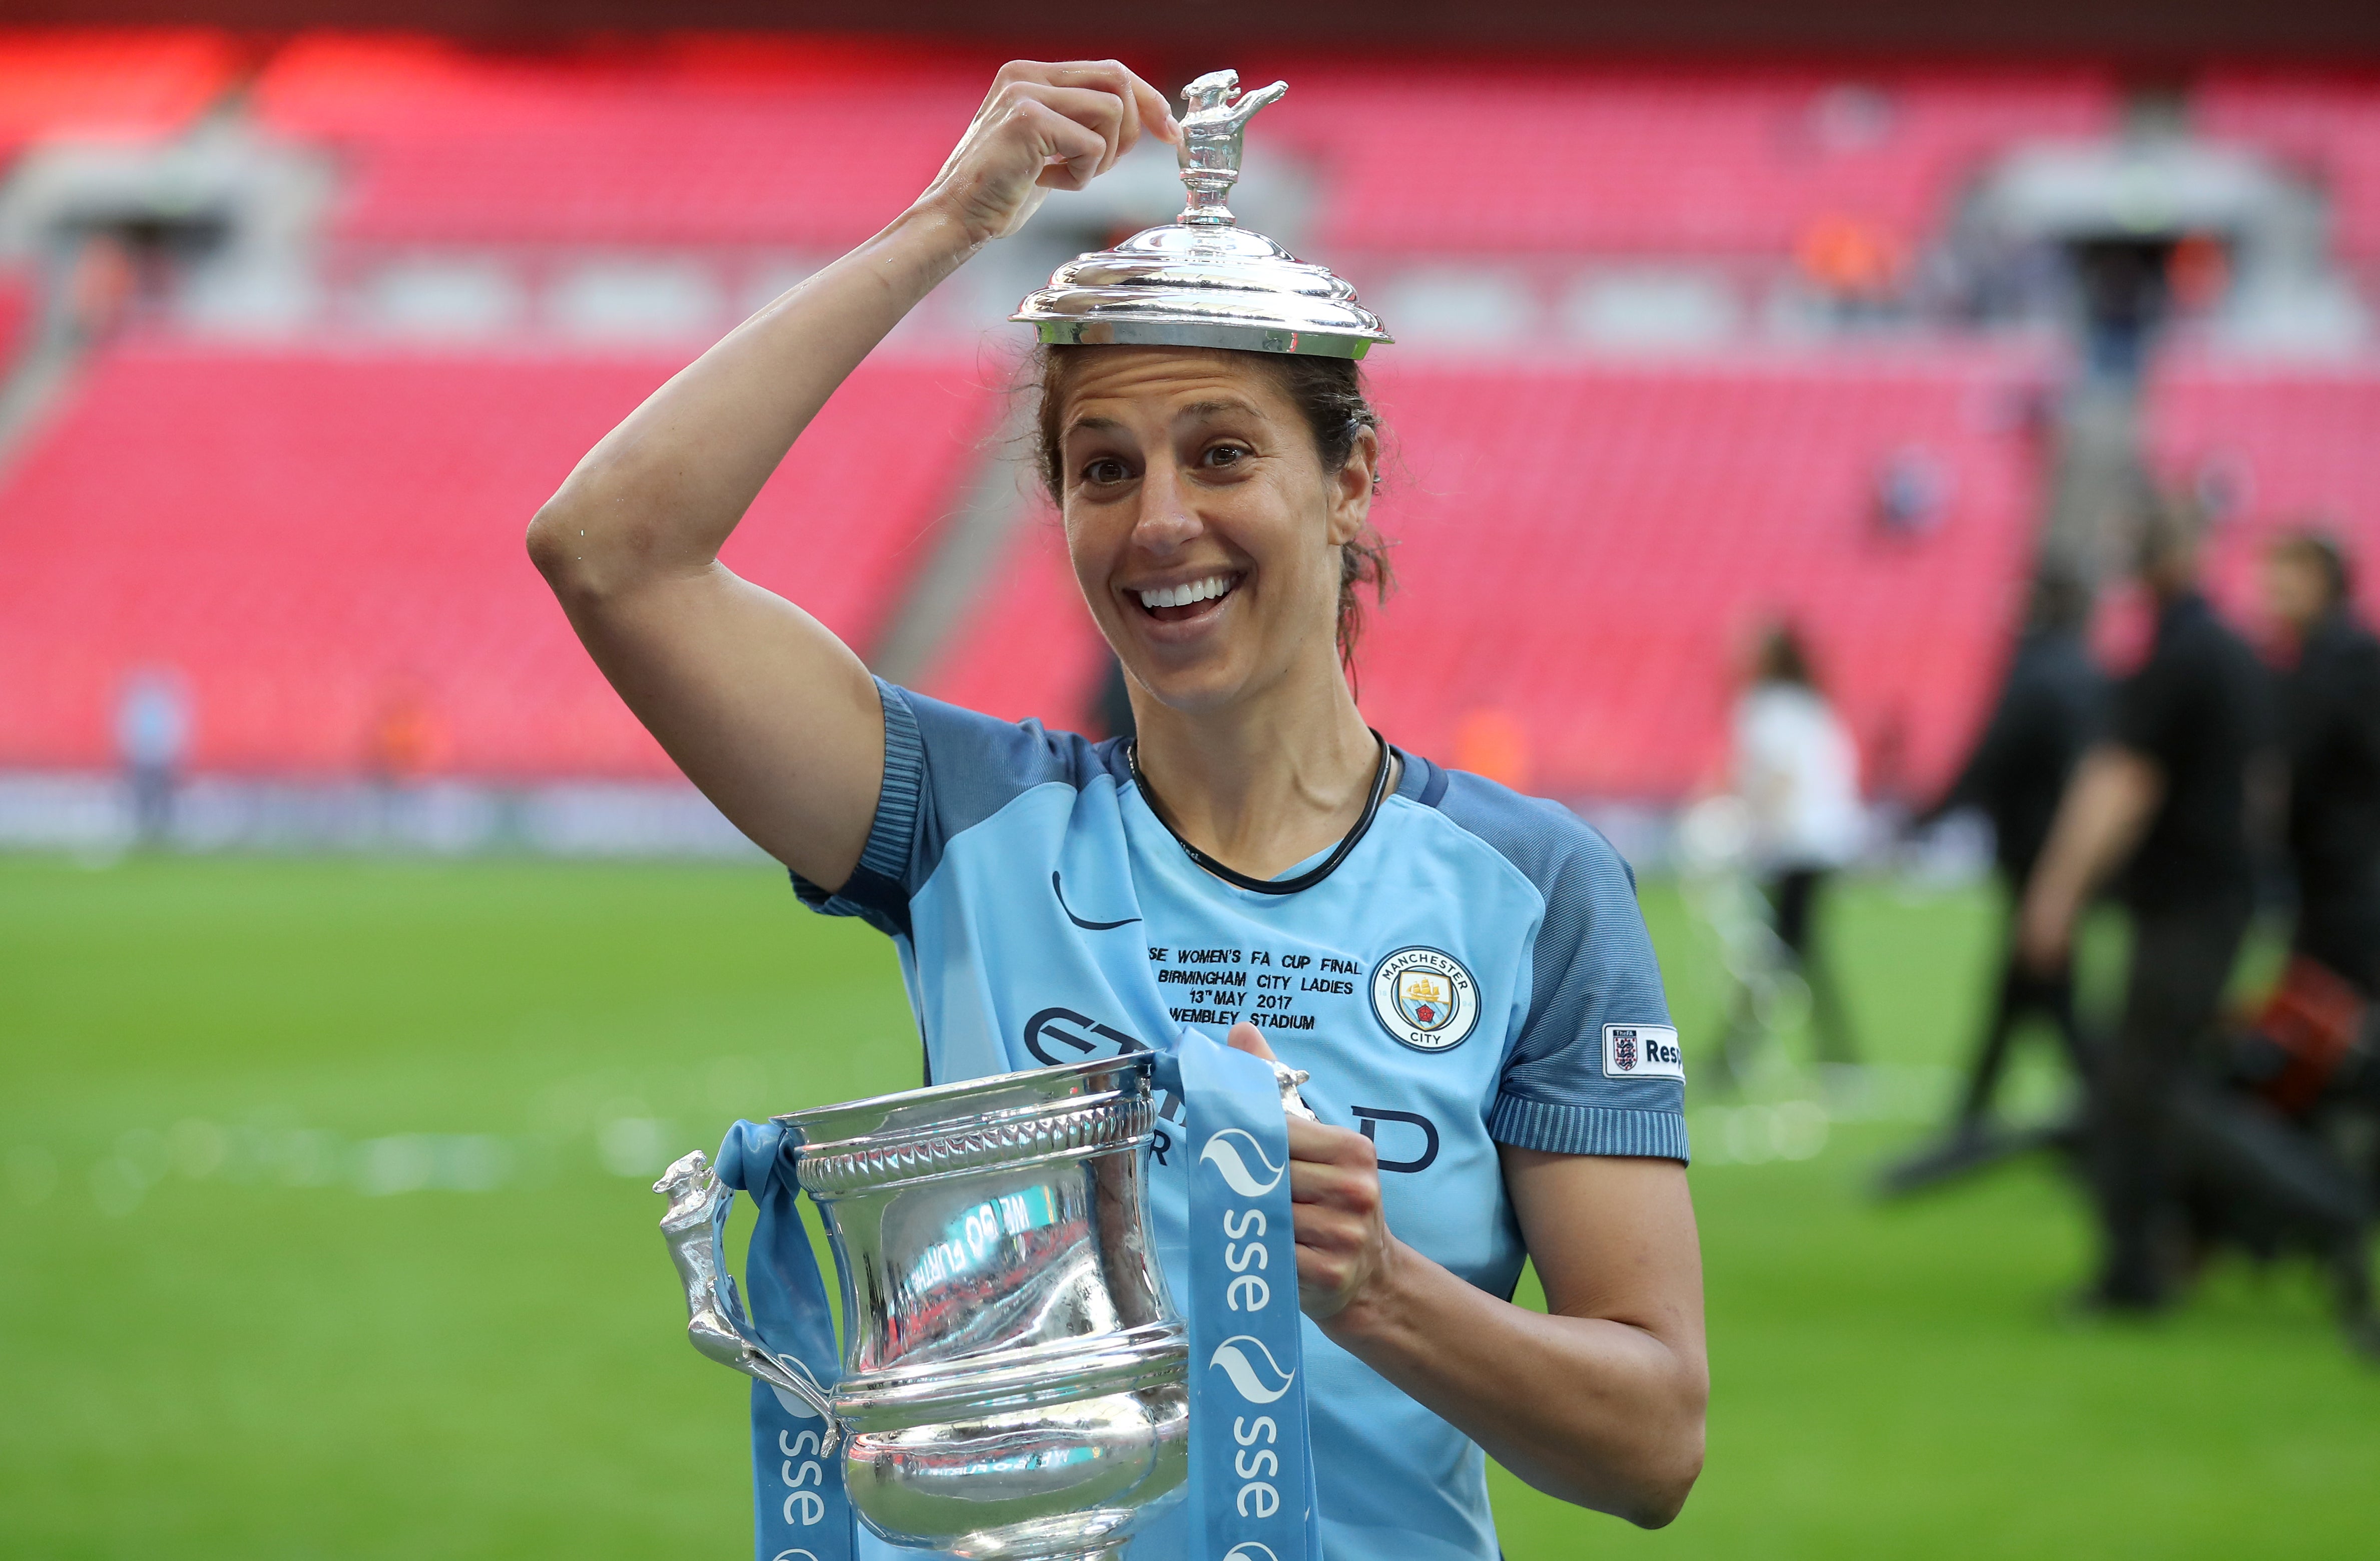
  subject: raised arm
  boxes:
[526,61,1177,888]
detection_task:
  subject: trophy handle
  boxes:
[655,1150,841,1445]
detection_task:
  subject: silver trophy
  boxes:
[658,1054,1188,1561]
[1013,68,1391,359]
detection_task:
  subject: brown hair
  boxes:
[1754,621,1818,689]
[1031,346,1395,670]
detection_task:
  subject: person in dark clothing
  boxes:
[1883,574,2105,1191]
[2022,499,2273,1310]
[2264,531,2380,996]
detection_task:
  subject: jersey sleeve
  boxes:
[790,679,1108,939]
[1434,772,1688,1162]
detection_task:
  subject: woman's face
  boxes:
[1055,348,1374,715]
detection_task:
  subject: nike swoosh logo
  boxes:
[1053,870,1140,931]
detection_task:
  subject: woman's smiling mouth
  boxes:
[1133,572,1242,622]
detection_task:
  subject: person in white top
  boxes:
[1728,622,1865,1065]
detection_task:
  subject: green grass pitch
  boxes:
[3,854,2375,1559]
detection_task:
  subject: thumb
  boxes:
[1225,1021,1279,1062]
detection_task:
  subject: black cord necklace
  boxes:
[1127,729,1393,896]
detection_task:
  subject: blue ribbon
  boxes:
[713,1119,856,1561]
[1164,1031,1323,1561]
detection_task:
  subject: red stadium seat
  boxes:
[1251,65,2117,259]
[926,351,2048,802]
[2197,74,2380,265]
[0,266,35,373]
[251,33,993,249]
[2147,355,2380,632]
[0,27,237,159]
[0,339,992,776]
[917,510,1109,731]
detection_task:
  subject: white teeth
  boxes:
[1137,575,1233,611]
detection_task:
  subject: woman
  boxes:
[1726,621,1864,1071]
[530,60,1705,1556]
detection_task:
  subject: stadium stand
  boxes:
[0,266,34,374]
[0,27,238,160]
[2147,355,2380,626]
[1258,66,2118,258]
[0,340,990,776]
[2198,74,2380,266]
[7,35,2373,807]
[928,351,2048,802]
[251,33,991,248]
[918,508,1108,732]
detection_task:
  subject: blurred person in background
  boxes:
[115,667,190,847]
[2021,497,2271,1311]
[1887,571,2104,1190]
[2264,530,2380,996]
[1724,621,1864,1070]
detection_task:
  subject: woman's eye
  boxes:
[1203,444,1248,469]
[1082,458,1129,486]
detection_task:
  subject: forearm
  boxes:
[527,201,979,599]
[1323,1241,1706,1527]
[2027,747,2162,920]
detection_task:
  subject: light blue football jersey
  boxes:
[796,681,1686,1561]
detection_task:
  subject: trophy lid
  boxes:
[1011,70,1392,360]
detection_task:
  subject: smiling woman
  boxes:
[1030,345,1393,677]
[527,57,1706,1561]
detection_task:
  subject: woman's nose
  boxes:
[1130,460,1203,552]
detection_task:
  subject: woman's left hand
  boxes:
[1226,1023,1401,1325]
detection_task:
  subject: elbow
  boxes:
[1620,1430,1704,1530]
[1616,1359,1707,1529]
[526,494,638,611]
[526,497,589,594]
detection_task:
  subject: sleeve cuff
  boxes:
[790,678,926,935]
[1489,1094,1690,1163]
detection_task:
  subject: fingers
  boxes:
[1007,88,1121,188]
[929,60,1180,243]
[1053,60,1179,148]
[1278,1123,1385,1319]
[1284,1119,1379,1206]
[1226,1021,1279,1062]
[986,59,1179,160]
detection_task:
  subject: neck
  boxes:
[1129,650,1384,883]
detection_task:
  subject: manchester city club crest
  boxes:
[1370,946,1481,1052]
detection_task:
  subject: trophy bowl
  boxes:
[659,1054,1188,1561]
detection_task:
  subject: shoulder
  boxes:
[889,682,1123,832]
[796,682,1122,932]
[1404,756,1641,910]
[1405,759,1682,1157]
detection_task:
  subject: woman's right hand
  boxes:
[916,60,1181,247]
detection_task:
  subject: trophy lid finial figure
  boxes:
[1011,65,1389,357]
[1176,68,1287,225]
